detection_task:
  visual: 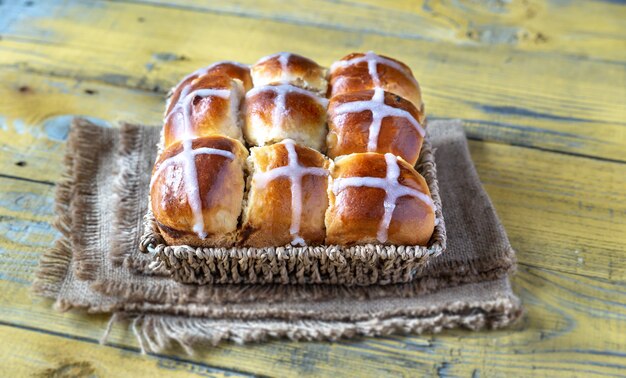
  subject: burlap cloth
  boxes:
[33,119,522,353]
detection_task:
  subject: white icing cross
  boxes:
[157,85,236,240]
[246,84,328,132]
[333,87,424,151]
[330,51,419,89]
[332,153,434,243]
[255,52,292,84]
[331,52,424,153]
[253,139,328,246]
[165,88,231,125]
[150,143,235,239]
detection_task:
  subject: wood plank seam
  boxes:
[0,321,264,377]
[108,0,440,42]
[0,172,55,186]
[0,59,169,94]
[465,135,626,165]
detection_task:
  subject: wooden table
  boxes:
[1,1,624,376]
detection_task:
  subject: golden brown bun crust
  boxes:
[167,62,252,110]
[327,90,425,165]
[163,75,244,148]
[239,142,330,247]
[151,136,248,247]
[330,52,423,114]
[243,84,328,151]
[325,153,434,246]
[251,53,328,95]
[203,62,252,91]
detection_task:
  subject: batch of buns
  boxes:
[150,52,436,248]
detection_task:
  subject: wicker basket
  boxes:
[140,138,446,286]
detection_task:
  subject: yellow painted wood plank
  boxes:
[0,263,624,376]
[0,178,56,285]
[137,0,626,60]
[468,140,626,281]
[0,69,162,182]
[0,325,254,377]
[0,1,624,160]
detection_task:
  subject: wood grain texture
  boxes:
[0,69,162,182]
[0,325,255,377]
[0,0,625,376]
[468,140,626,281]
[0,256,624,376]
[130,0,626,60]
[0,1,625,160]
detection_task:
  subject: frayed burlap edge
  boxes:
[139,139,447,286]
[33,119,112,288]
[33,118,523,351]
[32,121,79,298]
[35,119,514,308]
[110,292,522,354]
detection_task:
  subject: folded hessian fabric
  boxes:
[34,119,522,353]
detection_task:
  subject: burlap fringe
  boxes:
[36,119,523,352]
[32,122,79,298]
[140,139,447,286]
[103,294,521,354]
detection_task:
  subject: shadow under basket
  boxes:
[140,139,446,286]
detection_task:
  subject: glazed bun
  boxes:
[325,152,434,246]
[329,51,423,112]
[243,83,328,150]
[164,75,245,147]
[168,61,252,105]
[326,89,425,165]
[251,52,328,95]
[239,139,330,247]
[152,52,434,249]
[150,136,249,247]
